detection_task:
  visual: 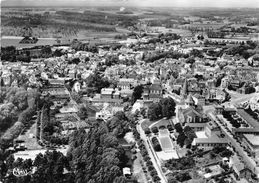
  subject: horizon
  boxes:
[1,0,259,8]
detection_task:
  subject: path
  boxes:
[137,119,168,183]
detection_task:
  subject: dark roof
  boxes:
[182,107,202,117]
[149,84,162,91]
[187,123,207,128]
[91,98,123,104]
[233,128,259,133]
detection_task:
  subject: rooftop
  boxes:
[243,134,259,147]
[237,109,259,128]
[193,136,228,144]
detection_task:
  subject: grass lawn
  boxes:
[141,119,154,130]
[141,118,172,131]
[151,118,172,129]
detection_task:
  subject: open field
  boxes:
[15,122,42,150]
[159,129,174,152]
[159,129,170,137]
[150,118,172,129]
[1,7,137,40]
[159,136,174,152]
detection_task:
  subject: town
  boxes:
[1,4,259,183]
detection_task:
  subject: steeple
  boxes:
[185,94,195,107]
[181,79,188,98]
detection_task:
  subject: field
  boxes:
[1,36,58,48]
[159,136,173,152]
[150,118,171,129]
[159,129,173,152]
[1,7,137,40]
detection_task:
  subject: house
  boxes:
[101,88,114,99]
[186,123,207,132]
[85,105,101,119]
[229,155,245,179]
[192,94,206,106]
[179,96,204,124]
[233,128,259,136]
[142,84,162,102]
[229,80,240,89]
[202,165,224,179]
[120,89,133,99]
[221,77,229,88]
[192,136,228,149]
[242,134,259,158]
[73,81,81,93]
[131,99,153,113]
[205,121,221,137]
[48,79,65,87]
[118,78,136,89]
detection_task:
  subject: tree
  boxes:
[186,57,195,64]
[68,121,127,183]
[174,123,183,133]
[113,176,127,183]
[132,85,144,104]
[105,55,119,66]
[168,176,178,183]
[147,103,162,121]
[190,49,203,58]
[69,58,80,64]
[107,112,130,138]
[144,128,151,135]
[175,172,191,182]
[151,137,162,151]
[177,133,187,148]
[167,124,174,131]
[151,126,159,134]
[86,72,110,93]
[77,105,88,120]
[71,92,82,103]
[159,97,176,119]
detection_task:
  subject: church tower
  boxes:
[181,79,188,99]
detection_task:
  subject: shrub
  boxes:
[167,124,174,131]
[146,160,153,166]
[144,128,152,135]
[150,169,157,177]
[143,156,151,162]
[2,121,25,142]
[148,165,155,171]
[151,127,159,134]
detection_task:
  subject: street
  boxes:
[137,119,168,183]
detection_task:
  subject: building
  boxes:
[229,155,245,179]
[221,77,229,88]
[242,134,259,158]
[142,84,163,102]
[192,136,228,149]
[101,88,114,99]
[186,123,207,132]
[178,103,204,124]
[205,121,221,137]
[118,78,136,89]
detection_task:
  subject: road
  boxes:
[137,119,167,183]
[203,92,259,178]
[209,113,259,177]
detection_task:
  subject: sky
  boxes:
[1,0,259,8]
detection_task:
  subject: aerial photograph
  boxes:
[0,0,259,182]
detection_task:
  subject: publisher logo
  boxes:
[13,167,32,177]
